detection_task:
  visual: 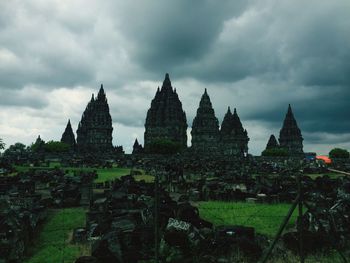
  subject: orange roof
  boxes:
[316,155,332,164]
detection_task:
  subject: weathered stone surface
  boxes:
[144,73,187,150]
[265,134,278,150]
[191,89,220,153]
[279,104,303,156]
[76,85,113,153]
[220,107,249,156]
[61,119,76,150]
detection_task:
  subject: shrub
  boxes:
[329,148,349,159]
[44,141,70,153]
[262,147,289,157]
[147,139,183,154]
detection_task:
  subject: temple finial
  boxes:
[162,73,172,92]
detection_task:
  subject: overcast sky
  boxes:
[0,0,349,155]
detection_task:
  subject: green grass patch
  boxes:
[197,201,298,237]
[266,249,349,263]
[93,168,130,183]
[49,161,62,168]
[25,208,87,263]
[134,174,155,183]
[14,165,33,172]
[305,172,343,180]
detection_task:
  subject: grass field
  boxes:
[25,208,88,263]
[305,172,344,180]
[197,201,350,262]
[93,167,131,183]
[197,201,298,237]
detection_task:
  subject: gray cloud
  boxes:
[0,87,48,109]
[113,0,249,76]
[244,85,350,134]
[183,1,350,86]
[304,132,350,145]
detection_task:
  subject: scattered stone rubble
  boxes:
[74,174,264,263]
[1,156,350,262]
[0,167,96,262]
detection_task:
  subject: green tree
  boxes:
[3,142,28,161]
[0,138,5,150]
[148,139,183,154]
[262,147,289,157]
[44,141,70,153]
[329,148,349,159]
[31,136,46,152]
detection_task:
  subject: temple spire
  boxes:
[97,84,106,101]
[144,73,187,151]
[132,138,143,154]
[133,138,139,146]
[77,85,113,153]
[220,107,249,156]
[279,104,303,156]
[266,134,279,150]
[161,73,173,92]
[191,89,219,153]
[286,104,294,117]
[61,119,76,150]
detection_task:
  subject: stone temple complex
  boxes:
[60,119,76,150]
[144,73,187,151]
[220,107,249,156]
[76,85,114,153]
[55,74,304,159]
[191,89,220,153]
[144,74,249,156]
[279,104,304,156]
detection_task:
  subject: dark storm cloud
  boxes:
[116,0,350,92]
[304,132,350,145]
[245,85,350,134]
[186,1,350,85]
[114,0,249,76]
[0,0,349,154]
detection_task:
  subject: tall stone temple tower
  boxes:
[76,85,114,153]
[191,89,220,153]
[144,73,188,150]
[279,104,303,156]
[220,107,249,156]
[60,119,76,150]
